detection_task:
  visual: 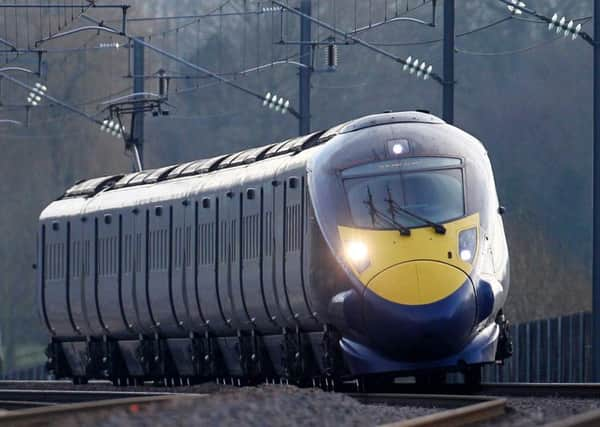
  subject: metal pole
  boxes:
[132,37,144,170]
[443,0,454,124]
[299,0,311,135]
[593,0,600,382]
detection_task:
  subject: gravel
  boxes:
[44,385,438,427]
[4,381,600,426]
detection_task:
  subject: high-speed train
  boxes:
[39,111,511,387]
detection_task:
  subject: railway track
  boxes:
[350,383,600,426]
[0,389,201,427]
[480,382,600,398]
[480,383,600,427]
[0,381,598,426]
[350,394,506,427]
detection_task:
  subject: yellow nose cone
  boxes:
[367,261,469,305]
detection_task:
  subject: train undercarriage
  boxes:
[46,325,346,388]
[46,316,513,390]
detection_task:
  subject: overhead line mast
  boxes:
[298,0,311,135]
[443,0,455,124]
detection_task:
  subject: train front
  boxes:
[308,112,509,378]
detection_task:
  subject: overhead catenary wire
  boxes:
[456,35,564,56]
[5,0,588,134]
[75,13,302,118]
[144,0,232,41]
[455,17,593,57]
[370,16,513,47]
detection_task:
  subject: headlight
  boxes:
[458,227,477,263]
[387,139,410,156]
[345,241,370,273]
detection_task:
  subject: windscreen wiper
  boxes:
[364,187,411,236]
[385,195,446,235]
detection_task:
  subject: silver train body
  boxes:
[38,112,510,385]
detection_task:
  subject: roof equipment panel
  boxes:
[232,144,276,165]
[63,175,123,198]
[144,164,178,183]
[217,151,245,169]
[167,161,198,179]
[127,169,157,186]
[264,139,293,159]
[189,154,229,174]
[113,172,143,189]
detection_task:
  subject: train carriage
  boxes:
[39,111,511,387]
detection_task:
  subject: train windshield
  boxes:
[343,161,464,229]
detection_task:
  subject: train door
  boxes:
[68,216,87,335]
[217,188,252,331]
[281,172,318,329]
[265,176,295,328]
[40,219,75,337]
[240,185,278,333]
[78,215,105,336]
[196,194,229,335]
[171,198,196,331]
[121,207,153,335]
[95,212,124,335]
[147,204,181,335]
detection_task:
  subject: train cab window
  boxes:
[343,158,464,229]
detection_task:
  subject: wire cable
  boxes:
[456,18,592,57]
[145,0,232,41]
[370,16,513,47]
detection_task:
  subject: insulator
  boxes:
[573,23,582,40]
[410,58,419,74]
[326,43,338,69]
[557,16,565,34]
[549,13,558,31]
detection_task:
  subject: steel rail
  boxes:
[0,394,198,427]
[0,389,176,405]
[350,393,506,427]
[480,382,600,398]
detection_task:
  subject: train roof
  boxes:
[60,111,443,199]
